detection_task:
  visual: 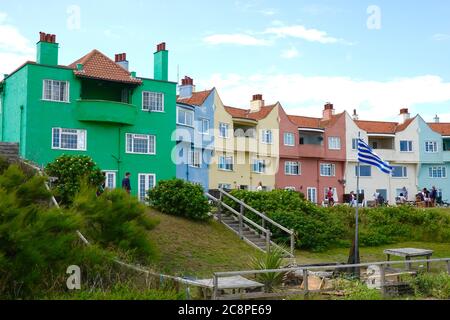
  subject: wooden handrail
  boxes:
[219,189,294,235]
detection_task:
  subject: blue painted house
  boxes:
[175,77,215,190]
[417,117,450,201]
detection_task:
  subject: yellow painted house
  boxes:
[209,94,280,191]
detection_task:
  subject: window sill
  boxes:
[52,147,86,152]
[126,152,156,156]
[218,169,234,172]
[42,99,71,104]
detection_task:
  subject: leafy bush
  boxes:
[406,272,450,299]
[72,184,159,264]
[45,155,105,205]
[225,190,450,251]
[147,179,211,221]
[334,279,383,300]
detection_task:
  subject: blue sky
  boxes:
[1,0,450,121]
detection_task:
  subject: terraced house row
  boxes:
[1,33,449,204]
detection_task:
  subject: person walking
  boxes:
[122,172,131,194]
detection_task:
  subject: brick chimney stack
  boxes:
[323,102,335,121]
[400,108,410,124]
[250,94,264,112]
[179,76,196,98]
[115,53,129,71]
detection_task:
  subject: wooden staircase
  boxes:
[206,189,295,257]
[0,143,19,162]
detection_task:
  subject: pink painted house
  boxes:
[276,103,347,204]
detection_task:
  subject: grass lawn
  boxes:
[295,242,450,271]
[147,210,262,278]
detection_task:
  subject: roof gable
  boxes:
[177,89,213,106]
[69,50,142,84]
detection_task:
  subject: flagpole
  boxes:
[355,132,361,273]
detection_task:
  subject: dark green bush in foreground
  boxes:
[0,164,158,299]
[147,179,211,221]
[72,185,159,264]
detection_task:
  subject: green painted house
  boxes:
[0,32,177,201]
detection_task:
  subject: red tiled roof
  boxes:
[224,104,276,121]
[288,113,345,129]
[355,116,415,134]
[177,89,213,106]
[428,123,450,136]
[68,50,142,84]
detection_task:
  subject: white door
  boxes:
[307,187,317,203]
[103,171,117,189]
[138,174,156,202]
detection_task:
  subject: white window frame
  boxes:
[103,171,117,189]
[425,141,438,153]
[52,128,87,151]
[400,140,413,153]
[176,107,194,127]
[392,166,408,178]
[320,163,336,177]
[126,133,156,155]
[284,132,295,146]
[219,123,230,139]
[218,155,233,171]
[189,149,201,168]
[43,80,69,103]
[307,187,317,203]
[352,138,358,151]
[142,91,164,112]
[429,166,447,178]
[285,161,300,176]
[138,173,156,203]
[218,183,232,190]
[328,137,341,150]
[252,159,266,174]
[199,118,210,135]
[262,130,273,145]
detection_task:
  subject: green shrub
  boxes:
[147,179,211,221]
[334,279,383,300]
[72,184,159,264]
[0,166,115,298]
[45,155,105,205]
[407,272,450,299]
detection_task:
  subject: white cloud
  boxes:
[281,47,299,59]
[432,33,450,41]
[203,33,271,46]
[264,24,345,44]
[198,73,450,121]
[0,12,34,78]
[259,9,277,16]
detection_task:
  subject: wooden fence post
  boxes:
[266,230,271,252]
[212,274,219,300]
[290,231,295,257]
[303,269,309,298]
[379,264,386,297]
[239,204,244,239]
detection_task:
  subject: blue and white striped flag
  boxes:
[357,138,393,174]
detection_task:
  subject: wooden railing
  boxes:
[212,257,450,300]
[206,189,295,257]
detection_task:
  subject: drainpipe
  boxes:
[0,85,4,141]
[112,126,122,185]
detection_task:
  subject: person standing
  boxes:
[327,187,335,207]
[256,182,264,192]
[122,172,131,194]
[430,186,438,207]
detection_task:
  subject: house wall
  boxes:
[6,63,176,197]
